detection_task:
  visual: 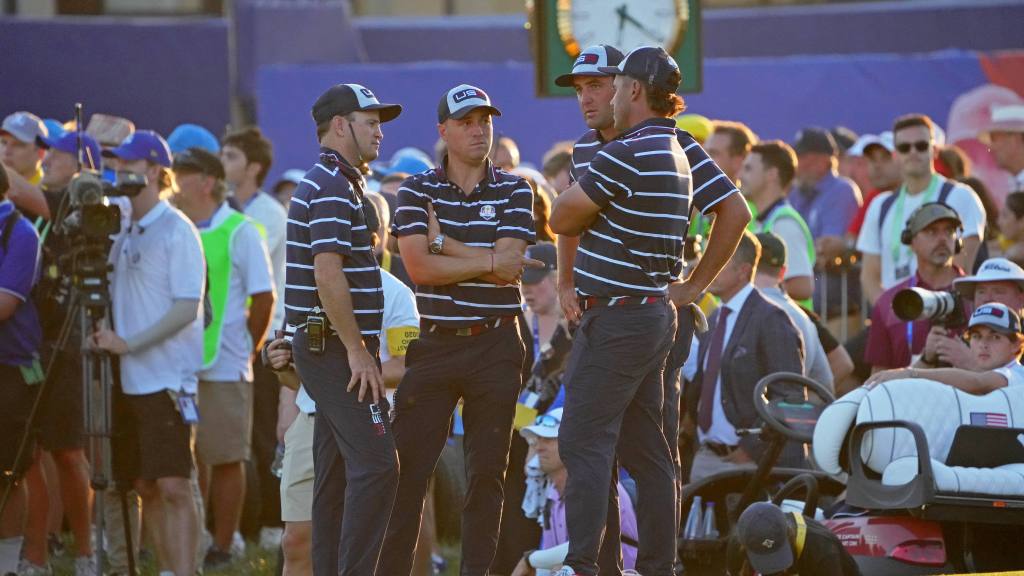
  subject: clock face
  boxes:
[557,0,687,58]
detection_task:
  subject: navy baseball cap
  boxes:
[312,83,402,125]
[437,84,502,123]
[554,45,625,88]
[737,502,794,574]
[522,243,557,285]
[755,232,787,269]
[37,131,102,171]
[102,130,173,168]
[793,127,838,156]
[597,46,681,93]
[173,147,226,181]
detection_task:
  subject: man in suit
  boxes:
[687,231,805,483]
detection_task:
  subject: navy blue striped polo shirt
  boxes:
[390,159,536,327]
[284,147,383,337]
[573,117,736,297]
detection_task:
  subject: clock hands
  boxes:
[615,4,666,45]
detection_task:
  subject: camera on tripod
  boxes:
[61,170,146,240]
[892,287,966,327]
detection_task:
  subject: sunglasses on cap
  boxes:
[895,140,930,154]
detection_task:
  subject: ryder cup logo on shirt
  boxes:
[479,204,496,220]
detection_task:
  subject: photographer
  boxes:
[0,158,43,576]
[915,257,1024,370]
[864,203,965,372]
[93,130,204,576]
[171,147,275,569]
[19,130,103,575]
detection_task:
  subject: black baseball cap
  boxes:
[437,84,502,124]
[554,45,625,88]
[792,127,838,156]
[831,126,859,153]
[755,232,787,269]
[597,46,681,93]
[522,243,557,285]
[737,503,794,574]
[173,147,226,180]
[311,83,402,125]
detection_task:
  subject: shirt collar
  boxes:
[1015,169,1024,187]
[137,199,170,229]
[755,198,789,223]
[0,199,13,219]
[618,117,676,140]
[197,202,231,230]
[722,283,755,314]
[435,155,497,188]
[545,482,562,502]
[319,146,365,190]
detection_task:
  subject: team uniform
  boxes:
[280,268,419,523]
[383,159,535,575]
[561,109,738,574]
[284,147,396,576]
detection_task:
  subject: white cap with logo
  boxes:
[953,258,1024,299]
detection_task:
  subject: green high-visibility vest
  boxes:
[200,210,249,369]
[754,202,816,311]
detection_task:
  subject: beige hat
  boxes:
[980,104,1024,143]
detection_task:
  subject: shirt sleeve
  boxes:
[818,179,862,237]
[390,176,430,237]
[168,220,205,301]
[383,278,420,358]
[497,179,537,243]
[856,193,886,255]
[949,184,986,239]
[682,137,740,215]
[0,220,40,301]
[308,180,356,257]
[863,298,895,368]
[773,217,813,280]
[234,222,274,296]
[576,142,634,209]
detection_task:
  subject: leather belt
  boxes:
[703,442,739,457]
[422,316,516,337]
[578,295,664,312]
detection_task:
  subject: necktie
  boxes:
[698,306,732,433]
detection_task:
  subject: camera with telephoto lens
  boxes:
[892,287,966,327]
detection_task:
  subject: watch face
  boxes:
[557,0,687,57]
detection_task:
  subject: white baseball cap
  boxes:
[520,408,563,440]
[0,111,48,144]
[848,131,894,157]
[953,258,1024,299]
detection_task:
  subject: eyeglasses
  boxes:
[895,141,930,154]
[533,413,561,428]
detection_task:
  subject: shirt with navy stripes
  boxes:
[571,120,739,297]
[284,147,383,337]
[390,158,536,327]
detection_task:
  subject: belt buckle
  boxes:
[455,326,473,337]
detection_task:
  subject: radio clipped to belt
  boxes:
[306,303,332,355]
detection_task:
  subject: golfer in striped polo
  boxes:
[550,47,750,576]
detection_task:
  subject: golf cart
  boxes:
[678,372,844,576]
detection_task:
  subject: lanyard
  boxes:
[905,275,917,351]
[888,175,939,265]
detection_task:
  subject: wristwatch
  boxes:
[429,233,446,255]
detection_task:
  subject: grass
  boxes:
[50,539,462,575]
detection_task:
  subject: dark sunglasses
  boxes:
[895,140,930,154]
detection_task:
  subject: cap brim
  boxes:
[596,65,624,75]
[522,268,554,285]
[0,128,36,144]
[520,425,558,439]
[36,135,59,150]
[953,276,1024,298]
[554,71,609,87]
[364,103,403,123]
[748,544,794,574]
[968,320,1018,335]
[448,105,502,121]
[101,147,130,159]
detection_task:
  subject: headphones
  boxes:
[900,201,963,254]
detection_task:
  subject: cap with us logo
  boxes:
[437,84,502,123]
[968,302,1022,336]
[554,44,626,87]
